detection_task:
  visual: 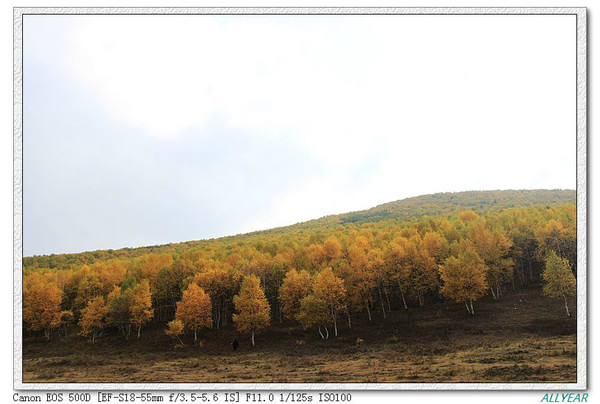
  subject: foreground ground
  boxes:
[23,287,577,383]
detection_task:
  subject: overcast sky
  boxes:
[23,14,576,256]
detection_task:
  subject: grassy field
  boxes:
[22,287,576,383]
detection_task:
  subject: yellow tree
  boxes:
[346,243,375,324]
[194,266,237,329]
[368,247,391,318]
[23,275,63,340]
[459,210,479,224]
[542,252,576,317]
[423,231,449,264]
[405,235,439,306]
[322,236,344,263]
[439,246,488,315]
[312,268,346,337]
[305,244,325,271]
[130,279,153,338]
[175,283,212,343]
[233,275,271,346]
[165,319,185,345]
[278,269,312,320]
[469,222,513,300]
[384,238,410,310]
[72,273,105,318]
[79,296,108,344]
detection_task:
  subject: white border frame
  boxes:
[13,7,587,391]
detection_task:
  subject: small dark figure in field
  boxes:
[232,337,239,352]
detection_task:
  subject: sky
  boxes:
[22,14,576,256]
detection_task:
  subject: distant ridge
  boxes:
[254,189,575,233]
[23,189,575,266]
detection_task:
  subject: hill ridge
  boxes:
[23,189,575,265]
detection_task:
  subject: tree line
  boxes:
[23,203,576,346]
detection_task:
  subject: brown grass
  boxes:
[22,288,576,383]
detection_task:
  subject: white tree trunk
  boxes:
[251,328,255,346]
[318,325,325,340]
[469,299,474,315]
[366,300,372,321]
[378,286,386,318]
[385,290,392,312]
[563,295,571,317]
[333,314,338,337]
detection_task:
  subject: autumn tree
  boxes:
[404,235,439,306]
[278,269,312,320]
[345,241,375,324]
[194,265,237,329]
[165,319,184,345]
[502,209,541,285]
[384,238,410,310]
[152,259,194,322]
[59,310,74,338]
[537,218,576,272]
[469,222,513,300]
[72,272,106,318]
[23,275,63,340]
[79,296,108,344]
[138,254,173,284]
[542,252,576,316]
[439,246,488,315]
[305,244,326,271]
[311,268,346,337]
[233,275,271,346]
[422,232,448,265]
[130,279,153,338]
[323,236,344,262]
[459,210,479,224]
[107,285,132,338]
[368,247,391,318]
[175,283,212,343]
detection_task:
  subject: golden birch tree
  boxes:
[175,283,212,343]
[233,274,271,346]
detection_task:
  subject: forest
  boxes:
[22,189,578,383]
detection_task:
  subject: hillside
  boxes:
[23,189,575,270]
[267,189,576,230]
[22,188,578,383]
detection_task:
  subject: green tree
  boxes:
[542,251,576,316]
[296,294,331,339]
